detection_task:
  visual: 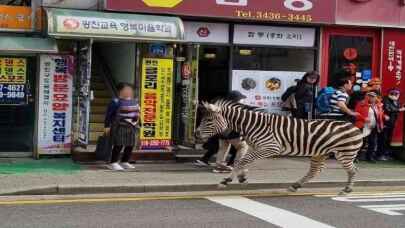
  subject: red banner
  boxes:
[382,29,405,146]
[105,0,335,24]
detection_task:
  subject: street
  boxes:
[1,192,405,228]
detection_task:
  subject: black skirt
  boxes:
[111,121,138,146]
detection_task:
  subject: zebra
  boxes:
[194,99,363,194]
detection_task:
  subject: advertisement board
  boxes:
[105,0,335,24]
[140,58,174,150]
[184,22,229,44]
[37,55,74,155]
[0,5,32,32]
[0,58,27,105]
[232,70,305,114]
[381,29,405,146]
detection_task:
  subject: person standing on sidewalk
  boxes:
[104,83,140,171]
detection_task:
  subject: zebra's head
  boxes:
[195,101,228,140]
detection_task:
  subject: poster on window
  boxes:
[37,55,74,155]
[140,58,174,150]
[232,70,305,114]
[0,58,27,105]
[382,29,405,147]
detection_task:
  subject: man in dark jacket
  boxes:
[383,88,405,160]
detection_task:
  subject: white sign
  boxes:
[233,25,315,47]
[43,0,98,9]
[232,70,305,114]
[38,55,74,155]
[184,21,229,43]
[56,15,179,39]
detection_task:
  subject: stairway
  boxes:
[89,61,113,145]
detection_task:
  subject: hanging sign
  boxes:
[0,58,27,105]
[184,22,229,44]
[0,5,32,32]
[382,29,405,146]
[140,58,174,150]
[232,70,305,114]
[37,55,74,155]
[233,25,315,47]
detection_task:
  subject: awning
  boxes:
[0,36,58,54]
[46,8,184,42]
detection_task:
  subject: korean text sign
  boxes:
[0,5,32,31]
[38,55,74,155]
[140,58,174,150]
[0,58,27,105]
[382,30,405,146]
[105,0,335,24]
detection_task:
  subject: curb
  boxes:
[2,180,405,196]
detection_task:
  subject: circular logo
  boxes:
[182,64,191,79]
[63,19,80,30]
[143,0,183,8]
[196,27,210,38]
[343,48,358,61]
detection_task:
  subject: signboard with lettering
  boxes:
[46,8,184,41]
[0,58,27,105]
[0,5,32,32]
[184,22,229,43]
[140,58,174,150]
[233,25,315,47]
[37,55,74,155]
[381,29,405,147]
[105,0,335,24]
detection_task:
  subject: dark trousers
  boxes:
[111,145,133,163]
[366,128,384,160]
[383,127,394,157]
[201,136,237,165]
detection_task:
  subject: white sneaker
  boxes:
[108,163,124,171]
[120,162,135,169]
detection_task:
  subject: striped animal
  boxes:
[195,99,363,194]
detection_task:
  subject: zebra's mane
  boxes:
[214,99,271,113]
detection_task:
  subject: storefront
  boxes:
[0,5,58,157]
[103,0,334,149]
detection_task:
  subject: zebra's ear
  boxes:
[206,104,220,113]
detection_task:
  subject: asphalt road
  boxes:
[1,193,405,228]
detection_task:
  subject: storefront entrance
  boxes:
[0,57,36,153]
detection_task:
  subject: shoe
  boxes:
[108,163,124,171]
[377,156,388,161]
[212,164,233,173]
[193,160,210,167]
[120,162,135,169]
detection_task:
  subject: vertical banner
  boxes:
[77,41,92,146]
[232,70,305,114]
[382,29,405,146]
[0,58,27,105]
[140,58,174,150]
[38,55,74,155]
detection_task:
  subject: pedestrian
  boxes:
[349,78,382,110]
[320,77,359,121]
[194,90,249,173]
[104,83,140,171]
[383,88,405,160]
[354,92,387,163]
[281,71,319,119]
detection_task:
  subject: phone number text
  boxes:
[236,10,313,23]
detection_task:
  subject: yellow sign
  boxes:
[142,0,183,8]
[0,58,26,84]
[140,58,174,149]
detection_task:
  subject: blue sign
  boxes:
[362,69,372,81]
[150,44,167,56]
[0,83,26,105]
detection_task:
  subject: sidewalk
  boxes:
[1,157,405,195]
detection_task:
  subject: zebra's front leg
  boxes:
[218,170,237,188]
[335,153,358,195]
[288,155,328,192]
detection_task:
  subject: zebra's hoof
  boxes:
[339,187,353,195]
[238,176,248,184]
[287,186,298,192]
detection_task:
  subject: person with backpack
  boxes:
[281,71,319,119]
[104,83,140,171]
[318,77,360,121]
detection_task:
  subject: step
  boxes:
[91,82,106,90]
[90,114,105,123]
[90,123,105,132]
[91,98,110,105]
[93,90,111,98]
[90,106,107,114]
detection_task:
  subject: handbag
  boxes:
[95,134,112,162]
[282,93,297,111]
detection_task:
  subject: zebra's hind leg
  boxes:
[335,152,358,195]
[218,170,237,188]
[288,155,328,192]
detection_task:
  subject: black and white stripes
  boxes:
[195,99,363,194]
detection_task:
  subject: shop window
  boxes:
[328,35,373,89]
[233,47,315,72]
